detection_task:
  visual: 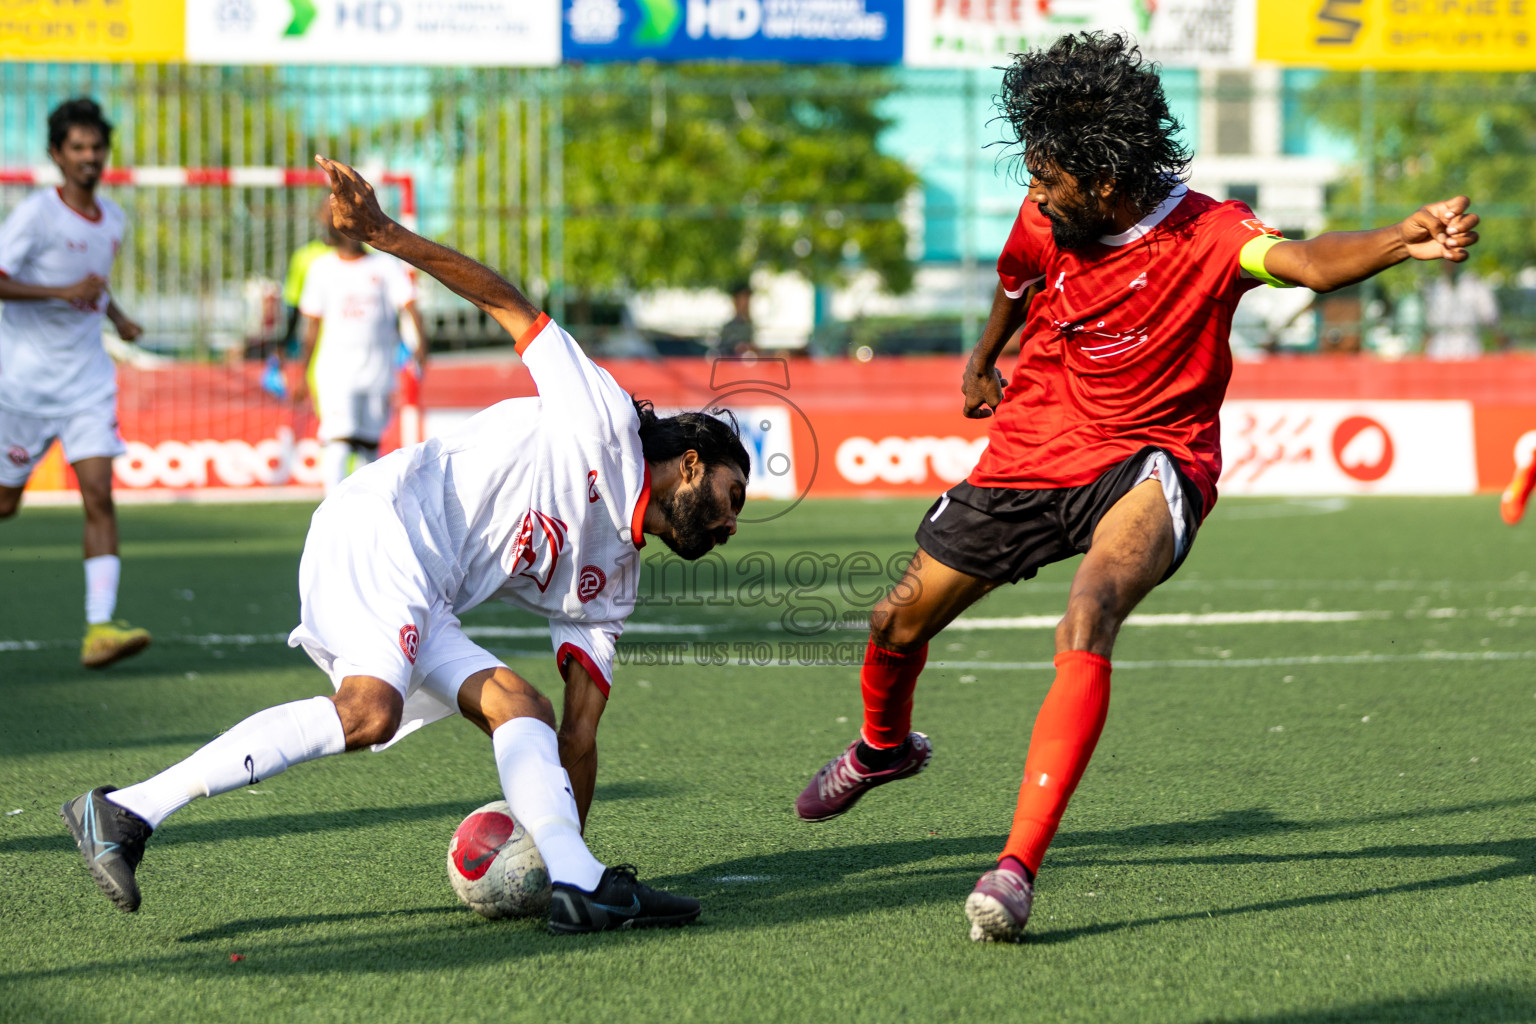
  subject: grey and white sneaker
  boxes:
[965,867,1034,942]
[60,786,152,913]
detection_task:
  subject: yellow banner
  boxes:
[1258,0,1536,69]
[0,0,184,62]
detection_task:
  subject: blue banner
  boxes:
[563,0,903,64]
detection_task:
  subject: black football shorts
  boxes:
[913,445,1204,585]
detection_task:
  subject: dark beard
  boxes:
[658,484,729,560]
[1046,207,1105,251]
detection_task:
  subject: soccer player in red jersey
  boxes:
[794,33,1480,943]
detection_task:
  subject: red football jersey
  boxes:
[969,186,1281,518]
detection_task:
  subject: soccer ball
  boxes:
[446,800,552,919]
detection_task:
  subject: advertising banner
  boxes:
[186,0,561,66]
[25,358,1531,502]
[563,0,904,64]
[0,0,184,62]
[1471,405,1536,493]
[1257,0,1536,70]
[1218,400,1477,496]
[905,0,1256,70]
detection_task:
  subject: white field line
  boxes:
[932,650,1536,672]
[942,610,1386,630]
[1,606,1531,653]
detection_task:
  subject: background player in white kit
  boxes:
[63,156,751,934]
[290,218,428,493]
[0,98,150,669]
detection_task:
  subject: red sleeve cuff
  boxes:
[514,312,551,356]
[557,642,611,698]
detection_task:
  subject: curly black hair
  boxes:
[632,398,751,481]
[994,32,1190,215]
[48,97,113,151]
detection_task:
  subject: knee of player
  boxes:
[482,670,556,731]
[1057,593,1120,648]
[0,494,18,519]
[332,682,404,749]
[80,488,115,520]
[868,602,929,654]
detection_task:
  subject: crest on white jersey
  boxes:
[512,510,569,592]
[576,564,607,603]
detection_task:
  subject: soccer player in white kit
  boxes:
[63,157,750,934]
[0,98,150,669]
[291,222,428,493]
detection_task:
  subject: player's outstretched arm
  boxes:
[1261,196,1479,293]
[315,155,540,341]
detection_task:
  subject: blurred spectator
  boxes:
[1423,263,1502,359]
[718,281,756,355]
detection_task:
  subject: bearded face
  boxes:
[657,474,733,560]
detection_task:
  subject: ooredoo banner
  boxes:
[21,356,1536,501]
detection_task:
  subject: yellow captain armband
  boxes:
[1238,234,1295,288]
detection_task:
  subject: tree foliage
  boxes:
[1304,71,1536,286]
[559,65,919,299]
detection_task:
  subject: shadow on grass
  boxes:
[1220,984,1536,1024]
[6,793,1534,983]
[175,906,456,943]
[0,801,478,856]
[593,779,682,801]
[1025,834,1536,946]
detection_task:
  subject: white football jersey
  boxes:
[0,189,125,417]
[298,250,415,396]
[344,314,650,690]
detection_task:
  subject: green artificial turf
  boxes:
[2,495,1534,1023]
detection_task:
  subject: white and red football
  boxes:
[446,800,551,919]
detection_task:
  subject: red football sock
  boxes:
[859,640,928,749]
[1001,650,1112,875]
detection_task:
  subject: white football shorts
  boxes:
[315,387,391,445]
[0,402,127,488]
[287,490,502,751]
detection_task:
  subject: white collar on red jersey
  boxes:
[1097,184,1188,247]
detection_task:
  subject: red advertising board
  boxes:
[21,353,1536,500]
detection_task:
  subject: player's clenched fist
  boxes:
[315,155,393,246]
[961,360,1006,419]
[1399,196,1479,263]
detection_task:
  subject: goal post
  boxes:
[0,166,424,502]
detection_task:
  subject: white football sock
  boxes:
[492,717,605,892]
[106,696,346,830]
[84,554,119,625]
[320,440,351,494]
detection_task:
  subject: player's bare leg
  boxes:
[73,456,150,668]
[796,549,999,821]
[458,665,698,932]
[968,478,1174,942]
[0,483,21,520]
